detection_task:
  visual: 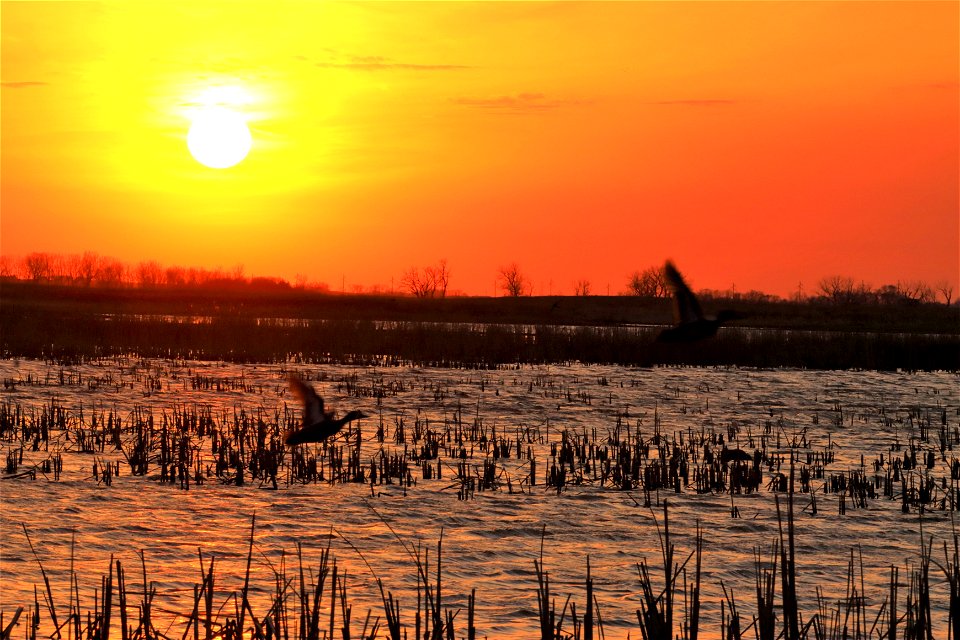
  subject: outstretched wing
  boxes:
[663,261,704,324]
[288,375,325,426]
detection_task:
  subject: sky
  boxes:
[2,1,958,297]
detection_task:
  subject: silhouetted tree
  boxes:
[136,261,164,288]
[75,252,102,287]
[499,263,529,297]
[626,266,668,297]
[402,259,451,298]
[818,275,854,300]
[0,255,14,279]
[23,252,53,282]
[574,279,591,296]
[165,266,187,287]
[817,275,873,304]
[875,284,902,305]
[434,259,450,297]
[896,280,935,303]
[97,258,126,285]
[935,281,954,306]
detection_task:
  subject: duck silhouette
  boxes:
[285,375,366,445]
[657,261,741,343]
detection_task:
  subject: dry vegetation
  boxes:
[2,362,959,638]
[2,281,957,371]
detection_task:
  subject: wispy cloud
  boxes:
[651,99,738,107]
[926,81,959,90]
[1,81,48,89]
[311,54,467,71]
[454,93,581,113]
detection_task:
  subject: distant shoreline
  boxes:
[2,280,958,370]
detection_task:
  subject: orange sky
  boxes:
[2,1,957,297]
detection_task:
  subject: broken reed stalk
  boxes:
[660,502,673,636]
[467,588,476,640]
[585,557,593,640]
[0,608,24,640]
[889,564,899,640]
[535,525,553,640]
[20,524,60,638]
[433,532,443,640]
[719,581,741,640]
[637,502,701,640]
[70,529,80,640]
[635,537,664,637]
[775,460,801,640]
[906,536,934,640]
[688,525,702,640]
[99,555,113,640]
[238,513,255,640]
[334,527,395,640]
[753,542,778,640]
[946,532,960,640]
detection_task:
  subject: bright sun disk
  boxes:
[187,106,252,169]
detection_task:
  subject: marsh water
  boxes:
[1,357,957,638]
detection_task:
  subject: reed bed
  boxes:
[3,301,958,371]
[2,359,958,638]
[2,362,958,513]
[2,382,958,516]
[6,502,957,640]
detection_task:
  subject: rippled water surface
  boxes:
[1,358,957,638]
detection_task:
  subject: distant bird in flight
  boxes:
[285,375,366,445]
[656,261,741,343]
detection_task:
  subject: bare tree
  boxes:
[71,252,102,287]
[401,266,430,297]
[97,258,126,285]
[432,259,450,297]
[896,280,935,303]
[574,279,591,296]
[165,266,187,287]
[23,252,53,282]
[136,261,164,288]
[935,281,955,306]
[626,266,668,297]
[817,275,858,302]
[402,259,451,298]
[498,263,529,297]
[0,255,14,279]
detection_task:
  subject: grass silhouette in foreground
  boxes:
[12,495,955,640]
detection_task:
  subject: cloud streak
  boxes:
[650,99,738,107]
[454,93,581,113]
[1,81,48,89]
[312,55,468,71]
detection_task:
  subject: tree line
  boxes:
[0,251,954,305]
[0,251,301,292]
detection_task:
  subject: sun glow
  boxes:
[186,106,252,169]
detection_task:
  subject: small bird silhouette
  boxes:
[285,375,366,445]
[657,261,741,343]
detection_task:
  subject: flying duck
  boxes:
[285,374,367,445]
[656,261,741,343]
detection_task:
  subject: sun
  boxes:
[187,106,252,169]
